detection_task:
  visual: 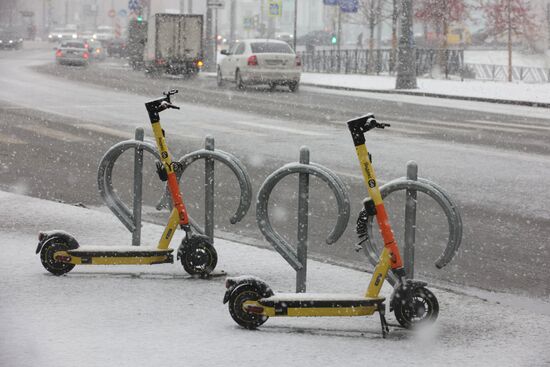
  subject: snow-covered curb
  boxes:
[1,190,549,367]
[299,73,550,107]
[202,71,550,107]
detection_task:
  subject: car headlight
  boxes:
[18,38,22,42]
[9,40,13,44]
[48,34,53,38]
[72,34,77,39]
[57,34,62,38]
[0,40,3,44]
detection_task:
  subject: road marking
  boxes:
[79,124,134,139]
[467,119,550,133]
[185,122,268,137]
[229,120,329,137]
[17,124,88,143]
[0,133,25,145]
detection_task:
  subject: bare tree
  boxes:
[479,0,539,81]
[415,0,470,75]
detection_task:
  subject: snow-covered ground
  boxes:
[300,72,550,104]
[1,190,549,367]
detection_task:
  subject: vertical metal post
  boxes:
[205,135,215,241]
[293,0,298,51]
[404,161,417,278]
[296,147,310,293]
[229,0,236,43]
[205,6,214,72]
[337,7,342,72]
[132,128,144,246]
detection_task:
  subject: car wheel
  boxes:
[288,81,299,92]
[236,70,245,90]
[217,67,224,87]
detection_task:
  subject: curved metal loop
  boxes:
[97,139,160,232]
[360,178,462,286]
[256,162,351,271]
[156,149,253,226]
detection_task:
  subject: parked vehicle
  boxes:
[0,31,23,50]
[127,19,148,70]
[217,39,301,92]
[55,40,89,66]
[144,13,204,77]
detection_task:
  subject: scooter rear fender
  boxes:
[223,276,273,304]
[36,230,80,254]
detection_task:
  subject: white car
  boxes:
[217,39,301,92]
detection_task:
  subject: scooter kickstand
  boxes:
[378,305,390,338]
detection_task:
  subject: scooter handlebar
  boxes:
[347,113,390,146]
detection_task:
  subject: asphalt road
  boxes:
[1,42,549,298]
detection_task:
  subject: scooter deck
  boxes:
[56,247,174,265]
[252,293,385,317]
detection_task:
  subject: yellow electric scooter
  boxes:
[36,90,218,277]
[223,114,439,336]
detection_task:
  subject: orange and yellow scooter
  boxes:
[223,114,439,336]
[36,90,218,277]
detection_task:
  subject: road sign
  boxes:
[207,0,225,9]
[338,0,358,13]
[268,0,282,17]
[128,0,139,11]
[323,0,338,5]
[108,9,116,18]
[118,9,128,17]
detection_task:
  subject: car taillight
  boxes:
[55,50,63,57]
[247,55,258,66]
[196,60,204,68]
[295,56,302,67]
[83,52,89,59]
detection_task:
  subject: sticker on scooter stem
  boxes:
[161,152,168,159]
[368,179,376,188]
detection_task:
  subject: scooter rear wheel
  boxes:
[228,285,269,329]
[393,287,439,329]
[40,240,75,276]
[180,241,218,276]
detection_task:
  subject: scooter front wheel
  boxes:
[40,240,75,276]
[180,241,218,276]
[228,285,269,329]
[393,287,439,329]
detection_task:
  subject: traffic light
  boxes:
[331,34,337,44]
[137,15,143,23]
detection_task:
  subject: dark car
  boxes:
[55,40,89,66]
[107,38,127,57]
[0,31,23,50]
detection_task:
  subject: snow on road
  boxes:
[0,191,549,367]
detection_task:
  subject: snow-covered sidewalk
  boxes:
[1,190,549,367]
[300,72,550,106]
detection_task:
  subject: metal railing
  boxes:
[297,48,465,78]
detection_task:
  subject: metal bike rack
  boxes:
[98,129,252,246]
[256,147,351,293]
[156,135,253,241]
[357,161,463,286]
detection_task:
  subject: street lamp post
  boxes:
[293,0,298,51]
